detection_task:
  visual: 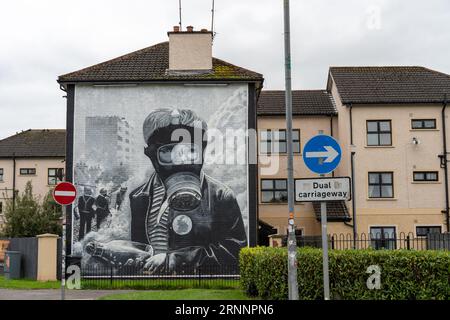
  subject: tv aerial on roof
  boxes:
[177,0,217,41]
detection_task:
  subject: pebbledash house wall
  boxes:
[329,78,448,236]
[64,82,259,257]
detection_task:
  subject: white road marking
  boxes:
[54,191,76,197]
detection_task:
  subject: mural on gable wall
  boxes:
[71,84,249,274]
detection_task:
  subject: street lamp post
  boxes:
[283,0,299,301]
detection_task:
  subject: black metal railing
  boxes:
[79,264,240,290]
[282,232,450,251]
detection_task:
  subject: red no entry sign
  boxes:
[53,182,77,205]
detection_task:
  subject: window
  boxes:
[370,227,396,250]
[261,179,288,203]
[0,202,2,214]
[20,168,36,175]
[413,171,438,182]
[411,119,436,130]
[0,168,3,182]
[367,120,392,146]
[260,129,300,154]
[416,226,442,237]
[48,168,63,185]
[368,172,394,198]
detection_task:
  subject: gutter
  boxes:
[441,95,450,232]
[57,78,265,88]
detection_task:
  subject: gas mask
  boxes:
[144,125,206,212]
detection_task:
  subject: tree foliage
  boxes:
[1,181,62,237]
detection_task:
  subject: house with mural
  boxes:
[57,26,263,273]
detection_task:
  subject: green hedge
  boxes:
[239,247,450,300]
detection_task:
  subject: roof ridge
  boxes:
[329,65,424,69]
[27,128,66,131]
[0,129,32,142]
[0,129,66,142]
[420,66,450,79]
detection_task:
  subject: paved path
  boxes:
[0,289,132,300]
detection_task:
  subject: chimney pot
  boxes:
[173,26,180,32]
[200,28,208,32]
[186,26,194,32]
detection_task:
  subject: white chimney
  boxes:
[168,26,213,71]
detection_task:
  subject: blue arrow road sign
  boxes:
[303,135,342,174]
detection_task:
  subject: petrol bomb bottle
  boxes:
[85,240,153,267]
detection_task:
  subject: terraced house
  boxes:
[258,66,450,245]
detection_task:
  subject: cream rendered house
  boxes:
[258,66,450,244]
[0,129,66,229]
[257,90,348,238]
[329,66,449,240]
[2,68,448,245]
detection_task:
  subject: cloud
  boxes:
[1,0,450,139]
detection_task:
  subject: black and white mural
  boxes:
[71,84,249,273]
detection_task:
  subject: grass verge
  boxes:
[98,289,255,300]
[0,275,60,289]
[82,279,240,290]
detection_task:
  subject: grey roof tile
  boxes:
[257,90,337,115]
[58,42,263,83]
[0,129,66,158]
[313,201,351,222]
[329,66,450,104]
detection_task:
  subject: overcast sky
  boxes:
[1,0,450,139]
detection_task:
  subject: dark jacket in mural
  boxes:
[77,195,95,241]
[129,172,247,269]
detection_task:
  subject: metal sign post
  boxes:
[302,135,346,300]
[283,0,299,300]
[53,181,77,301]
[320,202,330,300]
[61,205,66,300]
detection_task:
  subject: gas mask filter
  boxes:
[157,142,203,211]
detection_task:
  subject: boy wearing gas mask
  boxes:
[124,108,247,273]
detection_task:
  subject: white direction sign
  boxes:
[295,177,351,202]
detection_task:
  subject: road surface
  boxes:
[0,289,132,300]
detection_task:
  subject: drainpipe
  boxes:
[349,103,354,145]
[330,115,334,137]
[442,95,450,232]
[350,151,357,240]
[346,103,357,246]
[12,152,16,212]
